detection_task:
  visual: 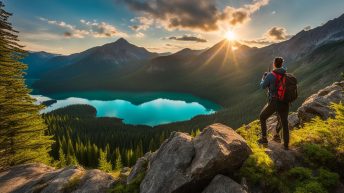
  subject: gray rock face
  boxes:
[140,132,195,193]
[298,81,344,123]
[0,164,115,193]
[202,175,247,193]
[140,124,252,193]
[127,152,151,184]
[265,141,298,171]
[74,169,115,193]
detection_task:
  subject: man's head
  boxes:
[273,57,284,68]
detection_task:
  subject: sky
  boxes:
[3,0,344,55]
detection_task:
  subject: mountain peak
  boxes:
[115,37,129,44]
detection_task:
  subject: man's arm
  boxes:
[260,73,272,89]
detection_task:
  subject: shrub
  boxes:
[302,144,335,167]
[287,167,312,181]
[316,168,339,188]
[294,181,326,193]
[283,167,339,193]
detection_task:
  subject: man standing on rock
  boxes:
[258,57,292,150]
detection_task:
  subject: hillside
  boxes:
[0,81,343,193]
[30,13,344,128]
[22,51,60,79]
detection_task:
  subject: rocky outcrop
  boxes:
[267,81,344,132]
[139,123,252,193]
[202,175,247,193]
[298,81,344,123]
[0,163,115,193]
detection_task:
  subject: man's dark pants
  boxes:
[259,99,289,147]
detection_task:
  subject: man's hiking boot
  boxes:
[257,137,268,146]
[272,135,281,143]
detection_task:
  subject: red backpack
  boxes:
[271,72,298,103]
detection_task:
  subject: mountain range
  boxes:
[27,13,344,127]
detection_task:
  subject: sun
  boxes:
[225,30,236,40]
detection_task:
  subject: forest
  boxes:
[44,104,200,169]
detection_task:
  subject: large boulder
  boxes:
[140,132,195,193]
[202,175,247,193]
[139,124,252,193]
[298,81,344,123]
[0,163,115,193]
[191,123,252,179]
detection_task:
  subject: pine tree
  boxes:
[195,128,201,136]
[98,149,112,172]
[0,2,53,168]
[66,154,78,166]
[58,147,66,168]
[115,151,123,170]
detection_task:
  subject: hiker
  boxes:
[258,57,297,150]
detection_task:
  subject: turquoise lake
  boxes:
[32,91,221,126]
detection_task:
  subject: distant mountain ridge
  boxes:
[25,38,159,79]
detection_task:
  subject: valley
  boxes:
[27,13,344,129]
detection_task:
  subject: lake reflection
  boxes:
[34,96,216,126]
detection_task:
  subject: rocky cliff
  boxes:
[0,81,343,193]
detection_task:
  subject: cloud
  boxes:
[39,17,89,38]
[165,35,207,42]
[135,32,145,38]
[39,17,127,38]
[241,26,293,47]
[80,20,128,38]
[266,26,288,40]
[271,11,276,14]
[130,17,153,31]
[120,0,270,32]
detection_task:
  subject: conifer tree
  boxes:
[115,151,123,170]
[0,2,53,168]
[58,147,66,168]
[98,149,112,172]
[66,154,78,166]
